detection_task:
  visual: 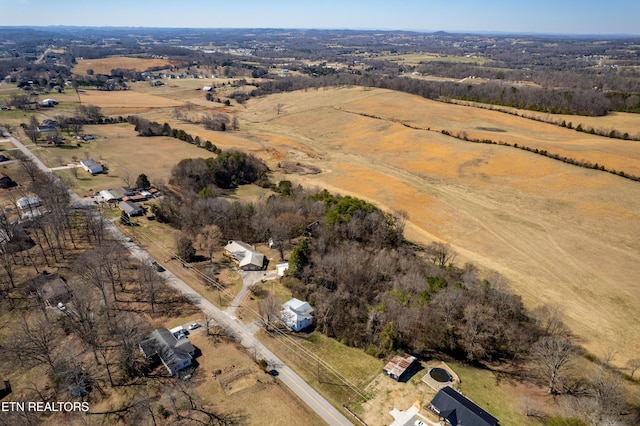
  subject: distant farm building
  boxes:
[139,328,196,376]
[281,298,314,332]
[224,240,265,271]
[80,159,103,175]
[383,353,417,382]
[429,386,499,426]
[119,201,144,217]
[100,189,122,202]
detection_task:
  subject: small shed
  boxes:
[383,353,417,382]
[276,262,289,277]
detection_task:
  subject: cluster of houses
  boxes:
[90,185,160,218]
[383,354,500,426]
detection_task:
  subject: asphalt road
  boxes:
[3,129,354,426]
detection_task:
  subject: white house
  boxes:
[281,298,314,332]
[16,196,41,210]
[224,240,265,271]
[80,159,103,175]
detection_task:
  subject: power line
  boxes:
[118,213,368,399]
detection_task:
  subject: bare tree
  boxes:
[532,335,578,394]
[24,115,40,145]
[426,241,457,268]
[626,358,640,379]
[258,293,282,331]
[1,313,61,371]
[120,168,134,190]
[275,103,284,115]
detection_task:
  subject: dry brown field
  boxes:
[12,81,640,372]
[73,57,175,75]
[227,87,640,369]
[35,83,640,370]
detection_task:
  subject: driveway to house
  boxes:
[2,129,353,426]
[116,235,352,426]
[226,270,278,319]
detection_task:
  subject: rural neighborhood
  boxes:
[0,10,640,426]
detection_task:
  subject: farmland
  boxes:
[11,79,639,370]
[2,26,640,423]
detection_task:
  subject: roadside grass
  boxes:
[258,329,383,412]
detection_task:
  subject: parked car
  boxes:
[188,322,201,330]
[414,420,425,426]
[57,302,67,311]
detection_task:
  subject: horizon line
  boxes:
[1,25,638,38]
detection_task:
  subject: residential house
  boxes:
[139,328,196,375]
[383,353,417,382]
[0,374,10,399]
[119,201,143,217]
[0,173,16,189]
[224,240,265,271]
[80,159,103,175]
[281,298,314,332]
[31,272,71,307]
[429,386,499,426]
[16,196,41,211]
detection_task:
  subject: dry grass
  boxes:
[227,87,640,369]
[72,57,175,76]
[187,333,325,426]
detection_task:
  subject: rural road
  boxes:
[114,234,353,426]
[2,129,354,426]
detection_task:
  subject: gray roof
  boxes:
[119,201,143,216]
[430,386,499,426]
[139,328,195,375]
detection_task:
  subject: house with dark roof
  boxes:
[139,328,196,376]
[383,353,418,382]
[29,273,71,307]
[224,240,265,271]
[429,386,499,426]
[0,173,16,189]
[0,374,10,399]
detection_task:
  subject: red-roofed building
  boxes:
[383,353,417,382]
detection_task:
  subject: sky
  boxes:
[1,0,639,35]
